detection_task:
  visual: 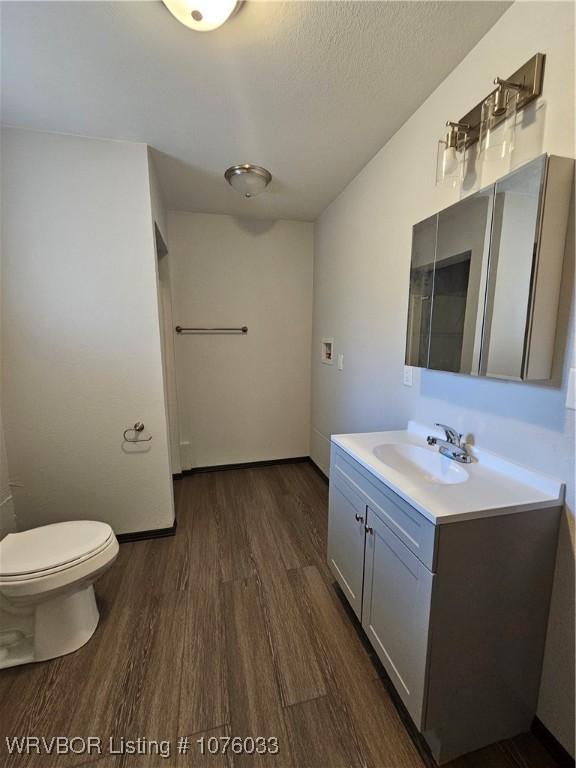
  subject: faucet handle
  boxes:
[435,423,462,446]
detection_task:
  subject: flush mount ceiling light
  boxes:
[162,0,239,32]
[225,164,272,198]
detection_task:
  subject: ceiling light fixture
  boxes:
[162,0,239,32]
[435,53,544,189]
[225,164,272,198]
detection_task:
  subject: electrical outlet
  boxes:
[403,365,413,387]
[337,353,344,370]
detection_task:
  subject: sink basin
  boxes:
[373,443,469,485]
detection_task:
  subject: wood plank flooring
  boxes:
[0,463,562,768]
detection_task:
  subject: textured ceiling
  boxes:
[2,1,511,220]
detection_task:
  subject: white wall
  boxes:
[167,212,313,469]
[311,1,574,755]
[148,151,181,475]
[148,149,168,242]
[0,407,15,539]
[0,134,16,538]
[1,128,174,535]
[0,281,15,539]
[0,115,17,538]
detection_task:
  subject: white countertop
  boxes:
[331,422,564,525]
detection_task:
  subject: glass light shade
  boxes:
[436,140,464,188]
[479,90,517,162]
[162,0,238,31]
[225,165,272,198]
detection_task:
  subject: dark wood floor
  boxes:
[0,463,562,768]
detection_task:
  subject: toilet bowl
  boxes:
[0,521,119,669]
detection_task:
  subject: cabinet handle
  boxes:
[355,513,364,523]
[365,525,373,535]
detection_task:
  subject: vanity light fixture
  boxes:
[436,53,545,184]
[162,0,239,31]
[479,89,517,162]
[225,164,272,198]
[436,121,469,187]
[478,77,526,161]
[492,77,524,117]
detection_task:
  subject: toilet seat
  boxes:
[0,521,114,578]
[0,522,119,601]
[0,534,115,582]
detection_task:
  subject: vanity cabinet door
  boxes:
[327,473,367,619]
[362,507,433,728]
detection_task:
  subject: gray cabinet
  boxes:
[327,470,367,619]
[327,444,561,763]
[362,507,433,726]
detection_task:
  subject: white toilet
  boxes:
[0,520,119,669]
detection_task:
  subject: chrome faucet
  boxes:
[427,423,472,464]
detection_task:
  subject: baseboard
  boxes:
[180,456,309,475]
[308,457,329,484]
[532,717,575,768]
[177,456,329,483]
[117,520,177,543]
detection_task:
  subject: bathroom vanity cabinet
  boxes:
[327,439,561,764]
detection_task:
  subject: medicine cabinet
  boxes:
[405,155,573,380]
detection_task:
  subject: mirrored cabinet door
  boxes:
[480,156,546,380]
[405,215,436,368]
[429,191,493,375]
[404,155,573,382]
